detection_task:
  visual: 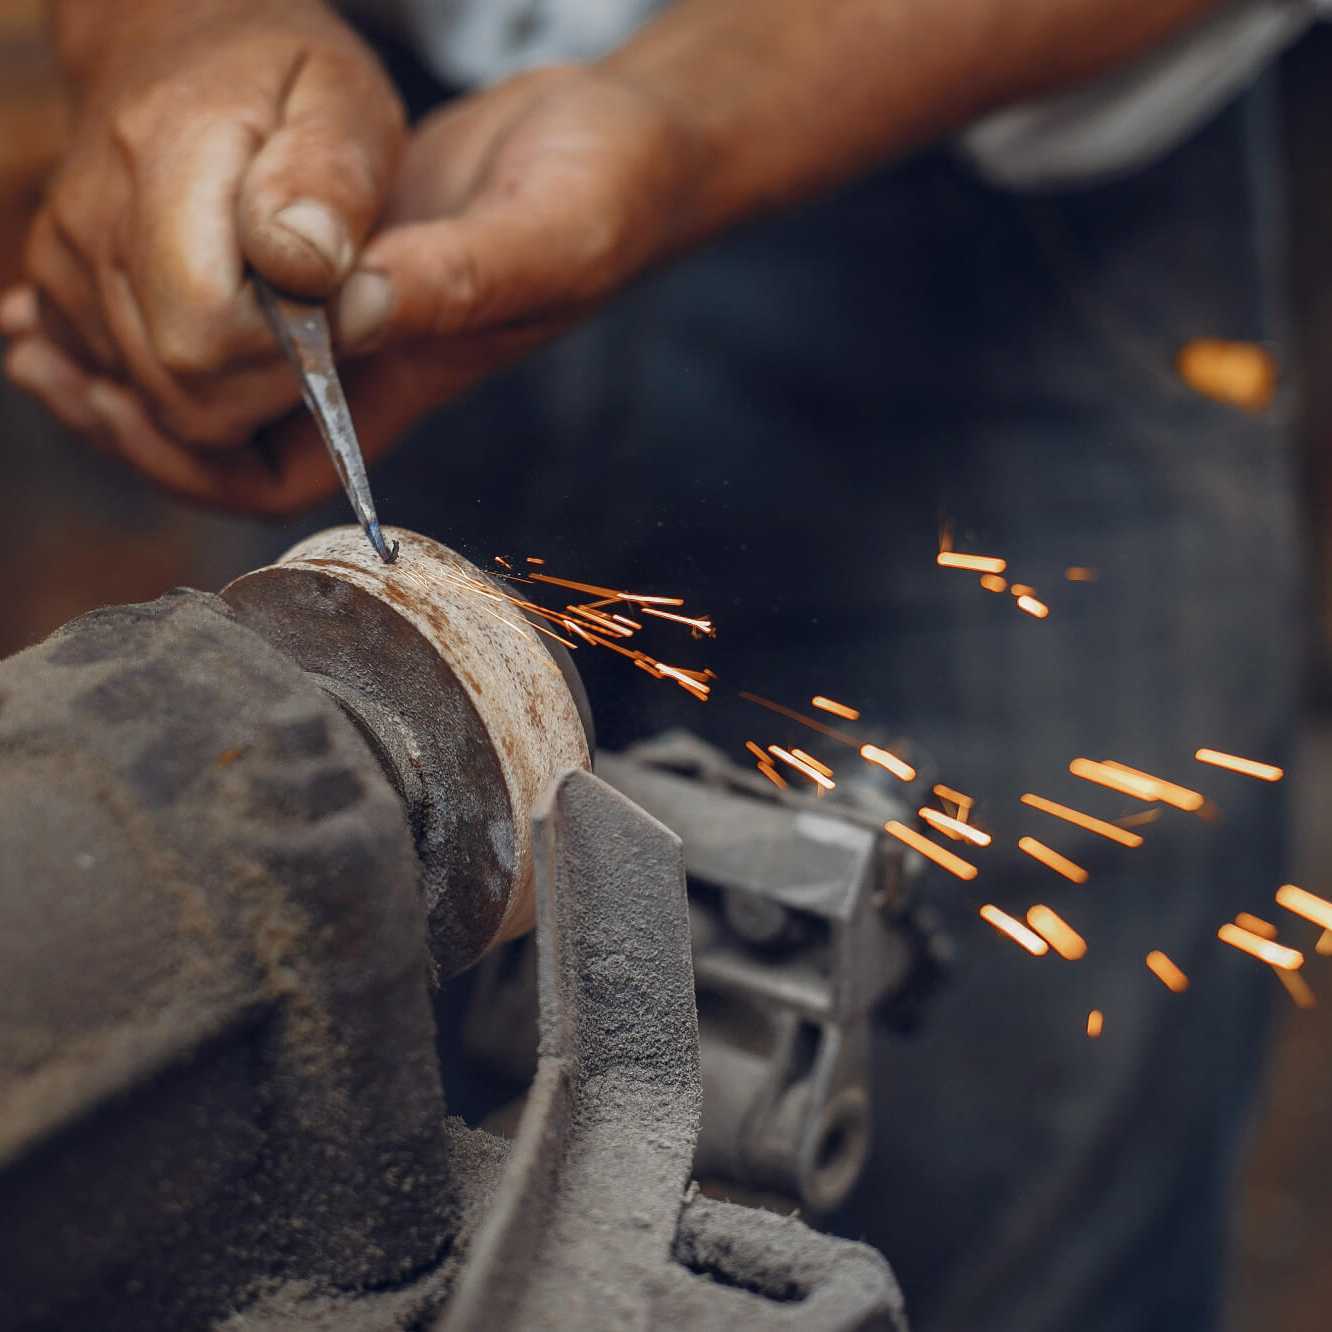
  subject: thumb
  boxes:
[331,202,606,354]
[238,45,405,299]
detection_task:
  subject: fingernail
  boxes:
[335,271,394,350]
[272,199,353,276]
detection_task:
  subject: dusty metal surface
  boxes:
[442,767,906,1331]
[224,527,590,977]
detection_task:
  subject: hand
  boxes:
[3,63,708,514]
[2,0,403,452]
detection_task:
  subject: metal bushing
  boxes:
[223,527,590,978]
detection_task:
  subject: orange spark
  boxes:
[621,593,687,607]
[811,695,861,721]
[1234,912,1277,940]
[1020,793,1144,848]
[1086,1009,1104,1037]
[567,604,634,637]
[639,605,717,636]
[1066,567,1098,582]
[1276,968,1317,1009]
[1016,595,1050,619]
[528,571,685,607]
[979,574,1008,593]
[933,783,975,818]
[1194,748,1284,782]
[979,904,1049,955]
[919,807,991,847]
[1276,884,1332,932]
[611,613,643,629]
[1018,836,1089,885]
[657,664,711,700]
[745,740,768,764]
[861,744,917,782]
[1317,929,1332,956]
[1146,950,1189,992]
[526,556,545,565]
[495,555,513,570]
[1026,905,1088,960]
[740,692,861,747]
[756,760,789,791]
[1218,923,1303,971]
[792,748,834,778]
[1010,583,1035,597]
[884,821,978,880]
[1101,761,1204,812]
[937,552,1007,574]
[769,745,836,790]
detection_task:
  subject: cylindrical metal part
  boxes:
[223,527,591,979]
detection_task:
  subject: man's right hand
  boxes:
[1,0,404,449]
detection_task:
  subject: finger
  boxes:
[4,335,112,442]
[0,286,39,338]
[99,263,298,450]
[84,377,337,515]
[238,45,405,298]
[332,204,592,355]
[23,209,121,370]
[121,117,275,378]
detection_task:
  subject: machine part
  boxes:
[464,732,951,1216]
[224,526,590,978]
[255,277,397,563]
[1,533,906,1330]
[0,588,453,1330]
[441,767,906,1331]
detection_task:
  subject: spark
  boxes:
[1146,950,1189,992]
[933,783,974,819]
[612,613,642,629]
[1069,758,1204,811]
[1102,761,1204,812]
[919,807,991,847]
[769,745,836,790]
[792,748,834,778]
[884,821,978,880]
[740,692,861,747]
[1018,836,1089,884]
[1276,968,1317,1009]
[979,574,1009,593]
[494,555,513,570]
[1066,567,1099,582]
[1026,905,1088,959]
[639,605,717,636]
[756,760,789,791]
[745,740,768,764]
[937,552,1007,574]
[861,744,917,782]
[1016,595,1050,619]
[979,904,1049,956]
[528,571,684,607]
[1318,930,1332,956]
[1275,883,1332,932]
[1019,793,1144,848]
[811,695,860,721]
[1194,748,1284,782]
[1087,1009,1104,1037]
[1010,583,1035,597]
[1218,923,1303,972]
[567,604,634,637]
[1234,912,1277,940]
[526,556,545,565]
[656,663,711,700]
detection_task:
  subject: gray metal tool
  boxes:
[255,275,398,564]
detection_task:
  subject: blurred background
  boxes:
[2,2,1330,1326]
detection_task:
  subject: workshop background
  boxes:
[2,3,1331,1328]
